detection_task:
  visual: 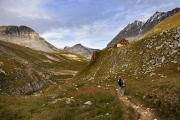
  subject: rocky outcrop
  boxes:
[107,8,180,48]
[91,50,101,61]
[64,44,98,59]
[0,25,59,52]
[11,79,48,95]
[0,26,37,37]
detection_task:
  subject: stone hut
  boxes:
[116,38,129,47]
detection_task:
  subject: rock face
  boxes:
[107,8,180,48]
[11,72,48,95]
[0,25,59,52]
[91,50,101,61]
[107,21,144,47]
[140,7,180,34]
[64,44,98,59]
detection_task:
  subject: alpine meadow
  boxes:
[0,1,179,120]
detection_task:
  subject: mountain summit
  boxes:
[107,8,180,47]
[0,25,59,52]
[140,7,180,34]
[107,20,144,47]
[64,44,98,59]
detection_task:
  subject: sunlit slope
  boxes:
[76,25,180,119]
[0,40,88,95]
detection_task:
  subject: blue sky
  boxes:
[0,0,180,49]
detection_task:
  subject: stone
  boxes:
[105,113,110,116]
[84,101,92,105]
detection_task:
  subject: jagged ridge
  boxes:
[107,8,180,47]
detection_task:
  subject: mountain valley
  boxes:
[0,7,179,120]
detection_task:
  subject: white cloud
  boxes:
[41,20,123,49]
[1,0,179,49]
[0,0,51,20]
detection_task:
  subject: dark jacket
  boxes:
[118,79,125,87]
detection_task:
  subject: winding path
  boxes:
[119,96,158,120]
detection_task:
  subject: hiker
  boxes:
[118,78,126,96]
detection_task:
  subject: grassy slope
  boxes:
[0,12,179,120]
[0,83,137,120]
[0,41,135,120]
[76,13,180,120]
[0,40,88,94]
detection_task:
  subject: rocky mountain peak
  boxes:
[140,8,180,34]
[64,44,98,59]
[124,20,144,31]
[146,11,165,23]
[18,26,35,32]
[154,11,163,15]
[0,25,58,52]
[107,8,180,48]
[134,20,144,25]
[0,25,37,36]
[170,7,180,13]
[74,43,84,47]
[107,20,144,47]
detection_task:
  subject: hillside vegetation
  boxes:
[0,40,88,95]
[76,13,180,119]
[0,82,138,120]
[0,34,138,120]
[0,10,180,120]
[0,27,134,120]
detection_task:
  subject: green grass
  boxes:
[75,26,180,119]
[0,83,136,120]
[0,10,180,120]
[0,40,134,120]
[0,40,89,95]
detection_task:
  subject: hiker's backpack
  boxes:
[119,79,125,87]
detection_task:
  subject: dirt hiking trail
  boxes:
[119,96,158,120]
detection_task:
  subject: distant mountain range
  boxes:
[107,7,180,47]
[0,26,59,52]
[64,44,98,59]
[0,26,98,58]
